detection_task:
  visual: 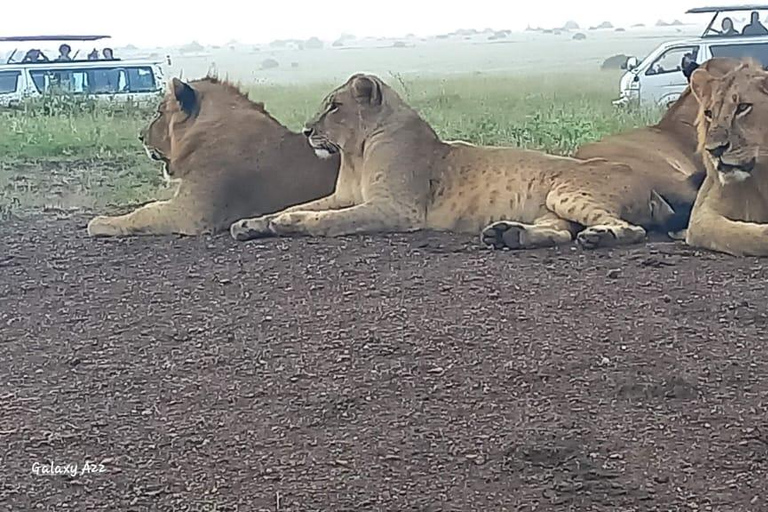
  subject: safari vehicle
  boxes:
[613,4,768,107]
[0,34,167,107]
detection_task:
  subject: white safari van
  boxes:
[0,34,167,107]
[614,5,768,108]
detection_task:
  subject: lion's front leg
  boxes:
[269,202,420,237]
[230,193,351,241]
[87,200,204,237]
[686,209,768,257]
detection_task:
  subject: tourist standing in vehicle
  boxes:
[22,49,48,62]
[721,17,738,36]
[55,44,73,61]
[742,11,768,35]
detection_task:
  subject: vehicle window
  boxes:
[27,66,157,95]
[88,68,126,93]
[0,70,21,93]
[710,42,768,66]
[126,67,157,92]
[646,46,699,76]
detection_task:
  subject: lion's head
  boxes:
[302,74,390,159]
[139,78,199,181]
[690,59,768,185]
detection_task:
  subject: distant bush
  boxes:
[573,33,587,40]
[179,41,204,53]
[305,37,324,49]
[261,58,279,69]
[589,21,614,30]
[601,54,630,70]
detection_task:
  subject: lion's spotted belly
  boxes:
[426,175,551,233]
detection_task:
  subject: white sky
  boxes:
[1,0,757,46]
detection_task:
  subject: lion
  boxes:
[684,59,768,257]
[86,77,339,237]
[229,73,698,250]
[574,57,745,236]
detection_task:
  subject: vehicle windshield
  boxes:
[27,65,158,95]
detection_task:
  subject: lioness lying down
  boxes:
[230,73,696,250]
[87,77,339,237]
[685,60,768,256]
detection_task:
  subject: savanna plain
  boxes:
[1,31,767,511]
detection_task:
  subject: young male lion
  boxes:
[685,60,768,256]
[230,73,694,250]
[86,77,339,237]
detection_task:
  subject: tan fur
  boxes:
[575,57,745,237]
[685,59,768,256]
[230,73,691,250]
[86,76,339,237]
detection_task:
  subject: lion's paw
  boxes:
[87,216,124,237]
[481,220,528,250]
[230,216,274,241]
[577,224,645,249]
[268,212,306,235]
[576,226,618,249]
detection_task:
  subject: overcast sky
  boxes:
[2,0,754,46]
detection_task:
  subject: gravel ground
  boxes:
[1,214,767,511]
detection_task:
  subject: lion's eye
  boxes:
[735,102,752,115]
[329,101,341,113]
[704,109,713,120]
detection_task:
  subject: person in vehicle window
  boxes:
[742,11,768,35]
[681,52,698,79]
[55,44,73,61]
[87,49,99,60]
[102,48,117,60]
[720,17,739,36]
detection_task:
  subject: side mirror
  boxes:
[625,56,639,70]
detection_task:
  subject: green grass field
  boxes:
[0,70,664,218]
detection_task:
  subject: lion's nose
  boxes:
[302,127,313,137]
[707,141,730,158]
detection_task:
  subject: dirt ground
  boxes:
[1,213,767,512]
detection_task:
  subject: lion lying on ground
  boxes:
[86,77,339,237]
[684,60,768,256]
[230,73,695,250]
[574,57,744,236]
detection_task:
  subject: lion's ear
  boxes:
[689,68,714,104]
[351,74,383,106]
[170,78,197,114]
[756,69,768,95]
